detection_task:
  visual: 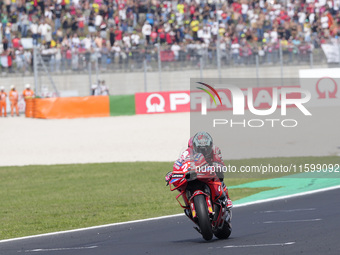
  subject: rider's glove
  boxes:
[165,171,173,186]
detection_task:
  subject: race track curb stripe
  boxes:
[1,184,340,244]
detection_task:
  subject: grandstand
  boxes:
[0,0,337,77]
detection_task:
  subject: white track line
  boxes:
[263,219,322,224]
[24,246,97,252]
[0,213,183,244]
[260,208,316,213]
[1,184,340,244]
[222,242,295,248]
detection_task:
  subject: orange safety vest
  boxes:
[23,89,34,99]
[9,90,19,102]
[0,92,7,102]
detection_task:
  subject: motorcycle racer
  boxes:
[166,131,233,209]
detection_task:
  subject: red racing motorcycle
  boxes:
[168,153,232,241]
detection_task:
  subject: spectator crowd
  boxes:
[0,0,339,73]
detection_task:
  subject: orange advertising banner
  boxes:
[33,96,110,119]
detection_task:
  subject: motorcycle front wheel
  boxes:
[193,194,213,241]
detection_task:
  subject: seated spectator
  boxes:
[0,0,337,75]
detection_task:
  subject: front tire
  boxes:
[193,195,213,241]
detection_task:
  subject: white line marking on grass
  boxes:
[222,242,295,249]
[263,218,322,224]
[1,184,340,244]
[23,246,97,252]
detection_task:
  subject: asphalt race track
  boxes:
[1,188,340,255]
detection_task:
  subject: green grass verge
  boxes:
[0,156,338,240]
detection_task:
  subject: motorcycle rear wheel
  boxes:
[214,219,232,239]
[194,195,213,241]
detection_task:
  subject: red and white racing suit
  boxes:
[172,146,232,208]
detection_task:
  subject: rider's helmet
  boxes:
[192,131,213,161]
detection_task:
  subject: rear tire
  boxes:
[193,195,213,241]
[214,217,232,239]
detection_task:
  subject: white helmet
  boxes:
[0,86,4,90]
[10,85,15,89]
[25,84,31,89]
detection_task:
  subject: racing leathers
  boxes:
[168,146,233,209]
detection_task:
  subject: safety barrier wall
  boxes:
[135,91,190,114]
[27,96,109,119]
[24,88,300,119]
[23,67,340,119]
[109,95,135,116]
[134,87,302,115]
[25,95,137,119]
[24,87,300,119]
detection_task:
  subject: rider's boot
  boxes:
[219,182,233,209]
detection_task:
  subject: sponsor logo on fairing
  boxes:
[175,161,182,166]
